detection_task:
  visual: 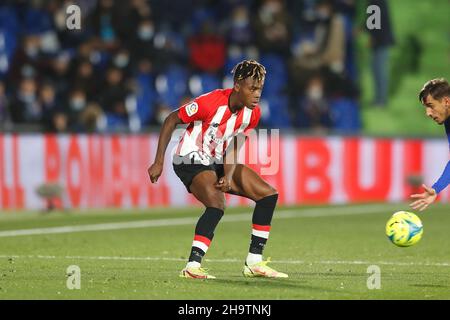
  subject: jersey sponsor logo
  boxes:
[185,102,198,117]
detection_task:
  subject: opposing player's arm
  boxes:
[410,161,450,212]
[431,160,450,195]
[410,184,437,212]
[410,145,450,211]
[148,111,184,183]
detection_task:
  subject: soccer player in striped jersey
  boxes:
[410,78,450,211]
[148,60,288,279]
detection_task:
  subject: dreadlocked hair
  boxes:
[231,60,266,83]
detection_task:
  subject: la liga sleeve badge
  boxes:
[185,102,198,117]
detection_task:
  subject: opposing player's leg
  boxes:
[180,170,225,279]
[228,164,288,278]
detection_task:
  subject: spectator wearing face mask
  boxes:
[129,18,157,67]
[254,0,292,56]
[8,35,43,88]
[46,51,72,99]
[289,0,346,90]
[98,66,132,130]
[65,87,88,131]
[226,4,254,48]
[137,19,155,43]
[296,74,332,132]
[87,0,123,50]
[112,48,132,77]
[8,77,42,125]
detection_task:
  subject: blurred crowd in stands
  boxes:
[0,0,364,134]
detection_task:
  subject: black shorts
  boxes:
[173,154,224,193]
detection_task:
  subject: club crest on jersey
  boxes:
[185,102,198,117]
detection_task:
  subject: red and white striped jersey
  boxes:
[175,89,261,162]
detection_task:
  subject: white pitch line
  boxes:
[0,204,401,238]
[0,254,448,268]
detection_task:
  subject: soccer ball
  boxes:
[385,211,423,247]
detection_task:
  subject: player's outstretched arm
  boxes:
[411,160,450,211]
[410,184,438,212]
[148,111,184,183]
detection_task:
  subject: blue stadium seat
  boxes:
[0,6,19,32]
[342,14,357,81]
[0,7,19,78]
[260,94,291,129]
[104,113,129,131]
[189,73,221,96]
[224,52,245,73]
[0,28,18,79]
[135,73,157,125]
[260,54,286,77]
[155,65,188,108]
[260,54,287,95]
[190,7,216,34]
[24,7,53,35]
[329,98,361,133]
[263,73,287,95]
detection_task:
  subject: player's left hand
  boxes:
[409,184,437,212]
[214,177,232,192]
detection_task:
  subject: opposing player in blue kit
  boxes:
[410,78,450,211]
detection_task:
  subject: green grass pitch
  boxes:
[0,203,449,300]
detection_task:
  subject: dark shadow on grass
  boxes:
[410,284,450,289]
[193,276,343,294]
[302,272,367,278]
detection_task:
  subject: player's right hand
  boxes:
[148,163,163,183]
[409,184,437,212]
[214,177,232,192]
